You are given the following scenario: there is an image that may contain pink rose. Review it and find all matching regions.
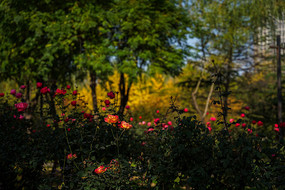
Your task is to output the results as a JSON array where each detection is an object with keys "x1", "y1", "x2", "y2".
[
  {"x1": 240, "y1": 113, "x2": 245, "y2": 118},
  {"x1": 229, "y1": 119, "x2": 234, "y2": 123},
  {"x1": 15, "y1": 102, "x2": 28, "y2": 112},
  {"x1": 10, "y1": 89, "x2": 16, "y2": 95},
  {"x1": 210, "y1": 117, "x2": 216, "y2": 121},
  {"x1": 184, "y1": 108, "x2": 188, "y2": 112},
  {"x1": 15, "y1": 93, "x2": 22, "y2": 99},
  {"x1": 147, "y1": 122, "x2": 151, "y2": 127},
  {"x1": 20, "y1": 85, "x2": 26, "y2": 89}
]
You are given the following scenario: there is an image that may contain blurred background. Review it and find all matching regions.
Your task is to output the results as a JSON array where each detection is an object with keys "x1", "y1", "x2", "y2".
[{"x1": 1, "y1": 0, "x2": 285, "y2": 126}]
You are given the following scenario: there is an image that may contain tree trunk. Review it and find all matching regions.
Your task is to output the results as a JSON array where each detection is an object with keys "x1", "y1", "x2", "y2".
[
  {"x1": 223, "y1": 47, "x2": 233, "y2": 122},
  {"x1": 90, "y1": 71, "x2": 98, "y2": 112},
  {"x1": 118, "y1": 73, "x2": 132, "y2": 115}
]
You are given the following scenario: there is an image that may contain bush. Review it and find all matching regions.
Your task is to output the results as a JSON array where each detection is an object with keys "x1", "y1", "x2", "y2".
[{"x1": 0, "y1": 85, "x2": 284, "y2": 189}]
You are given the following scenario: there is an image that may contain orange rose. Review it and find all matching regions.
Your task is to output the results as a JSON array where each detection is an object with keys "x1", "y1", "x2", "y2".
[{"x1": 104, "y1": 115, "x2": 119, "y2": 124}]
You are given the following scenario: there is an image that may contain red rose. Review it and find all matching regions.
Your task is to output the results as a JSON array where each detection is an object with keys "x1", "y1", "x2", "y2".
[
  {"x1": 235, "y1": 123, "x2": 240, "y2": 127},
  {"x1": 15, "y1": 102, "x2": 28, "y2": 112},
  {"x1": 240, "y1": 113, "x2": 245, "y2": 118},
  {"x1": 40, "y1": 87, "x2": 50, "y2": 94},
  {"x1": 184, "y1": 108, "x2": 188, "y2": 112},
  {"x1": 242, "y1": 123, "x2": 246, "y2": 128},
  {"x1": 154, "y1": 118, "x2": 160, "y2": 124},
  {"x1": 72, "y1": 90, "x2": 77, "y2": 95},
  {"x1": 15, "y1": 93, "x2": 22, "y2": 99},
  {"x1": 125, "y1": 105, "x2": 130, "y2": 109},
  {"x1": 107, "y1": 91, "x2": 115, "y2": 99},
  {"x1": 67, "y1": 85, "x2": 71, "y2": 89},
  {"x1": 252, "y1": 120, "x2": 256, "y2": 124},
  {"x1": 71, "y1": 101, "x2": 77, "y2": 106},
  {"x1": 156, "y1": 110, "x2": 159, "y2": 113},
  {"x1": 104, "y1": 99, "x2": 110, "y2": 105},
  {"x1": 257, "y1": 121, "x2": 263, "y2": 126},
  {"x1": 36, "y1": 82, "x2": 42, "y2": 88},
  {"x1": 0, "y1": 93, "x2": 4, "y2": 97},
  {"x1": 244, "y1": 106, "x2": 250, "y2": 110},
  {"x1": 130, "y1": 117, "x2": 133, "y2": 122}
]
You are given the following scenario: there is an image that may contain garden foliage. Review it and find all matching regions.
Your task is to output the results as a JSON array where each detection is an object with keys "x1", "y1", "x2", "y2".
[{"x1": 0, "y1": 85, "x2": 284, "y2": 189}]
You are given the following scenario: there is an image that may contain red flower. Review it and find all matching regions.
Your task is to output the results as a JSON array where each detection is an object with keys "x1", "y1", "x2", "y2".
[
  {"x1": 107, "y1": 91, "x2": 115, "y2": 99},
  {"x1": 210, "y1": 117, "x2": 216, "y2": 121},
  {"x1": 55, "y1": 89, "x2": 67, "y2": 96},
  {"x1": 206, "y1": 122, "x2": 211, "y2": 127},
  {"x1": 94, "y1": 166, "x2": 107, "y2": 174},
  {"x1": 257, "y1": 121, "x2": 263, "y2": 126},
  {"x1": 156, "y1": 110, "x2": 159, "y2": 113},
  {"x1": 10, "y1": 89, "x2": 16, "y2": 95},
  {"x1": 64, "y1": 118, "x2": 69, "y2": 123},
  {"x1": 40, "y1": 87, "x2": 50, "y2": 94},
  {"x1": 125, "y1": 105, "x2": 130, "y2": 109},
  {"x1": 274, "y1": 128, "x2": 280, "y2": 132},
  {"x1": 67, "y1": 85, "x2": 71, "y2": 89},
  {"x1": 130, "y1": 117, "x2": 133, "y2": 122},
  {"x1": 167, "y1": 121, "x2": 172, "y2": 126},
  {"x1": 72, "y1": 90, "x2": 77, "y2": 95},
  {"x1": 154, "y1": 118, "x2": 160, "y2": 124},
  {"x1": 71, "y1": 101, "x2": 77, "y2": 106},
  {"x1": 208, "y1": 126, "x2": 212, "y2": 132},
  {"x1": 15, "y1": 102, "x2": 28, "y2": 112},
  {"x1": 15, "y1": 93, "x2": 22, "y2": 99},
  {"x1": 240, "y1": 113, "x2": 245, "y2": 118},
  {"x1": 235, "y1": 123, "x2": 240, "y2": 127},
  {"x1": 47, "y1": 124, "x2": 51, "y2": 127},
  {"x1": 104, "y1": 99, "x2": 110, "y2": 106},
  {"x1": 0, "y1": 93, "x2": 4, "y2": 97},
  {"x1": 20, "y1": 85, "x2": 26, "y2": 89},
  {"x1": 36, "y1": 82, "x2": 42, "y2": 88},
  {"x1": 252, "y1": 120, "x2": 257, "y2": 124},
  {"x1": 244, "y1": 106, "x2": 250, "y2": 110},
  {"x1": 242, "y1": 123, "x2": 246, "y2": 128},
  {"x1": 248, "y1": 129, "x2": 252, "y2": 134},
  {"x1": 184, "y1": 108, "x2": 188, "y2": 112},
  {"x1": 67, "y1": 153, "x2": 73, "y2": 160},
  {"x1": 139, "y1": 116, "x2": 142, "y2": 119}
]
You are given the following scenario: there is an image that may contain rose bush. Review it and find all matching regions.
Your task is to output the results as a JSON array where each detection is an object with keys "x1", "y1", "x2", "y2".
[{"x1": 0, "y1": 84, "x2": 284, "y2": 189}]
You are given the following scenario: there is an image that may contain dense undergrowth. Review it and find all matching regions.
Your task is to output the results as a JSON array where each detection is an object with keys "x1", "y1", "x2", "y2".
[{"x1": 0, "y1": 83, "x2": 284, "y2": 189}]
